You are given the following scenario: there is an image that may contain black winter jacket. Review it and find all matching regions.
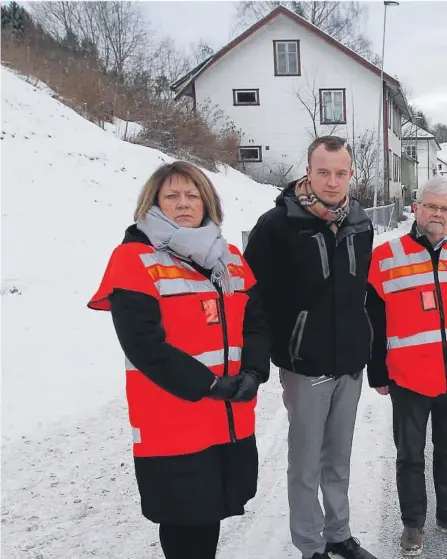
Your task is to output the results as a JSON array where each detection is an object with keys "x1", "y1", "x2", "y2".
[
  {"x1": 108, "y1": 225, "x2": 270, "y2": 525},
  {"x1": 244, "y1": 181, "x2": 374, "y2": 377}
]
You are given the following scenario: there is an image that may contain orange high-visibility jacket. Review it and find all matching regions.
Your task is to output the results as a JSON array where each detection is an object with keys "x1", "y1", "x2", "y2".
[
  {"x1": 89, "y1": 241, "x2": 257, "y2": 457},
  {"x1": 368, "y1": 234, "x2": 447, "y2": 397}
]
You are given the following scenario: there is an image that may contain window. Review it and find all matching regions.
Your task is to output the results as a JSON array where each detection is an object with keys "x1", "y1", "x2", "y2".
[
  {"x1": 393, "y1": 105, "x2": 401, "y2": 138},
  {"x1": 238, "y1": 146, "x2": 262, "y2": 162},
  {"x1": 388, "y1": 149, "x2": 392, "y2": 181},
  {"x1": 273, "y1": 40, "x2": 300, "y2": 76},
  {"x1": 393, "y1": 153, "x2": 399, "y2": 182},
  {"x1": 406, "y1": 145, "x2": 417, "y2": 160},
  {"x1": 233, "y1": 89, "x2": 260, "y2": 106},
  {"x1": 388, "y1": 96, "x2": 392, "y2": 129},
  {"x1": 398, "y1": 156, "x2": 401, "y2": 182},
  {"x1": 319, "y1": 89, "x2": 346, "y2": 124},
  {"x1": 440, "y1": 164, "x2": 443, "y2": 171}
]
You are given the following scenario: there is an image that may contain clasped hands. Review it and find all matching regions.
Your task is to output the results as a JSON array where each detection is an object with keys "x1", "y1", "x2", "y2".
[{"x1": 209, "y1": 370, "x2": 261, "y2": 402}]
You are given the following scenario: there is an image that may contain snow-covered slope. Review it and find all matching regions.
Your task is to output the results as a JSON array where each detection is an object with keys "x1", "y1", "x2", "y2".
[
  {"x1": 1, "y1": 66, "x2": 278, "y2": 444},
  {"x1": 3, "y1": 66, "x2": 445, "y2": 559}
]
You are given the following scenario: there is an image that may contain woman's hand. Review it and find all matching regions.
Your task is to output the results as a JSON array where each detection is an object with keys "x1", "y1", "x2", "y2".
[
  {"x1": 229, "y1": 371, "x2": 261, "y2": 403},
  {"x1": 209, "y1": 375, "x2": 241, "y2": 400}
]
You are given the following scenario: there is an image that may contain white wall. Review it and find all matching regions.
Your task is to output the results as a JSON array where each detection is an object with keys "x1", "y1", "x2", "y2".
[
  {"x1": 194, "y1": 13, "x2": 386, "y2": 184},
  {"x1": 387, "y1": 91, "x2": 403, "y2": 198},
  {"x1": 406, "y1": 139, "x2": 439, "y2": 187}
]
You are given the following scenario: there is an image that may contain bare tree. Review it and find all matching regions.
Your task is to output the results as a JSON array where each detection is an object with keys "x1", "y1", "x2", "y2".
[
  {"x1": 96, "y1": 2, "x2": 148, "y2": 77},
  {"x1": 349, "y1": 128, "x2": 378, "y2": 205},
  {"x1": 232, "y1": 1, "x2": 379, "y2": 62},
  {"x1": 31, "y1": 1, "x2": 150, "y2": 75},
  {"x1": 31, "y1": 1, "x2": 77, "y2": 41},
  {"x1": 295, "y1": 75, "x2": 343, "y2": 140},
  {"x1": 189, "y1": 39, "x2": 215, "y2": 66}
]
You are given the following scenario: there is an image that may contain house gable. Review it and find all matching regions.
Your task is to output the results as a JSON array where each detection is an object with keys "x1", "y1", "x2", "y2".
[{"x1": 171, "y1": 5, "x2": 400, "y2": 99}]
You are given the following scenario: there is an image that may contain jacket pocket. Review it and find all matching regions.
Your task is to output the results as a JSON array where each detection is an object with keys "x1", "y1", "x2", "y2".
[{"x1": 289, "y1": 310, "x2": 308, "y2": 361}]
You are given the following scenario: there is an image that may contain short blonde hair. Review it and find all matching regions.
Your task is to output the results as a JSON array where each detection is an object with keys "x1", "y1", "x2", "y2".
[{"x1": 134, "y1": 161, "x2": 223, "y2": 224}]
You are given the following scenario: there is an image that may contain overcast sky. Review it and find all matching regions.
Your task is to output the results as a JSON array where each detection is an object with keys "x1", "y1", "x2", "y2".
[{"x1": 143, "y1": 0, "x2": 447, "y2": 125}]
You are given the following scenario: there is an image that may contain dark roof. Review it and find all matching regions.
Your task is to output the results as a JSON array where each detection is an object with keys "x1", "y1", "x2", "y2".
[{"x1": 171, "y1": 5, "x2": 403, "y2": 101}]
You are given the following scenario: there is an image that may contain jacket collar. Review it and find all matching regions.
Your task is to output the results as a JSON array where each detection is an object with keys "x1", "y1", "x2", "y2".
[{"x1": 277, "y1": 179, "x2": 371, "y2": 232}]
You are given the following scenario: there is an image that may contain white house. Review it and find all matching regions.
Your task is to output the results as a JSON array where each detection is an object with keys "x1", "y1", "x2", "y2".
[
  {"x1": 171, "y1": 5, "x2": 410, "y2": 201},
  {"x1": 437, "y1": 155, "x2": 447, "y2": 177},
  {"x1": 403, "y1": 124, "x2": 442, "y2": 188}
]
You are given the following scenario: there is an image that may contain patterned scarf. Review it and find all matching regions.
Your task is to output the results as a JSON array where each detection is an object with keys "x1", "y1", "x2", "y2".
[
  {"x1": 295, "y1": 176, "x2": 350, "y2": 232},
  {"x1": 136, "y1": 206, "x2": 234, "y2": 294}
]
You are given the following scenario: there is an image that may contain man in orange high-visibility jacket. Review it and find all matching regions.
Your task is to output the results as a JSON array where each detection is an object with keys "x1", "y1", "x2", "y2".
[{"x1": 366, "y1": 176, "x2": 447, "y2": 557}]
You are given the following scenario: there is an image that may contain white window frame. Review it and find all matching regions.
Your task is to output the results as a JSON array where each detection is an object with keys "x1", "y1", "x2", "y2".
[
  {"x1": 274, "y1": 40, "x2": 300, "y2": 76},
  {"x1": 320, "y1": 89, "x2": 346, "y2": 124},
  {"x1": 233, "y1": 89, "x2": 259, "y2": 106},
  {"x1": 406, "y1": 145, "x2": 417, "y2": 160},
  {"x1": 238, "y1": 146, "x2": 262, "y2": 163}
]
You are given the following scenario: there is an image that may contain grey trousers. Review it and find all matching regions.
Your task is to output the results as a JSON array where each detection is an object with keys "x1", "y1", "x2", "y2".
[{"x1": 280, "y1": 369, "x2": 363, "y2": 558}]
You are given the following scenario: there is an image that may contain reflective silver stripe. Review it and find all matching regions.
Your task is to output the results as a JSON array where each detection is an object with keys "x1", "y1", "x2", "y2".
[
  {"x1": 127, "y1": 347, "x2": 241, "y2": 373},
  {"x1": 383, "y1": 271, "x2": 447, "y2": 293},
  {"x1": 132, "y1": 427, "x2": 141, "y2": 444},
  {"x1": 140, "y1": 252, "x2": 159, "y2": 267},
  {"x1": 228, "y1": 253, "x2": 243, "y2": 266},
  {"x1": 441, "y1": 248, "x2": 447, "y2": 261},
  {"x1": 228, "y1": 346, "x2": 242, "y2": 362},
  {"x1": 312, "y1": 233, "x2": 330, "y2": 279},
  {"x1": 141, "y1": 251, "x2": 243, "y2": 269},
  {"x1": 125, "y1": 356, "x2": 135, "y2": 370},
  {"x1": 156, "y1": 276, "x2": 245, "y2": 296},
  {"x1": 387, "y1": 329, "x2": 446, "y2": 349},
  {"x1": 347, "y1": 235, "x2": 356, "y2": 276},
  {"x1": 193, "y1": 346, "x2": 242, "y2": 367},
  {"x1": 155, "y1": 278, "x2": 215, "y2": 296},
  {"x1": 380, "y1": 238, "x2": 431, "y2": 271},
  {"x1": 230, "y1": 277, "x2": 245, "y2": 291}
]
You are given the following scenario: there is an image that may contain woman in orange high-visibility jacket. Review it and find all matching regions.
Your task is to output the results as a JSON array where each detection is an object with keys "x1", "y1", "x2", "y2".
[{"x1": 88, "y1": 161, "x2": 270, "y2": 559}]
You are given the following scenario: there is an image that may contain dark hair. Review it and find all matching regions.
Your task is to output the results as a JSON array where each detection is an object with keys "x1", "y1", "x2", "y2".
[{"x1": 307, "y1": 136, "x2": 353, "y2": 165}]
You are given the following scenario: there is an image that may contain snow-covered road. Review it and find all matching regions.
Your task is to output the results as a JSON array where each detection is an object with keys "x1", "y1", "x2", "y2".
[{"x1": 2, "y1": 370, "x2": 444, "y2": 559}]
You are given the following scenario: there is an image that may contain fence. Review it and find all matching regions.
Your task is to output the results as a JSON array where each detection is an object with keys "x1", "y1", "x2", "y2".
[
  {"x1": 242, "y1": 199, "x2": 403, "y2": 250},
  {"x1": 364, "y1": 202, "x2": 396, "y2": 233}
]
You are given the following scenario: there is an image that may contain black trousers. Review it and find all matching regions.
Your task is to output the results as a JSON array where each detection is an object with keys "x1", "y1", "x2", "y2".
[
  {"x1": 159, "y1": 522, "x2": 221, "y2": 559},
  {"x1": 390, "y1": 384, "x2": 447, "y2": 529}
]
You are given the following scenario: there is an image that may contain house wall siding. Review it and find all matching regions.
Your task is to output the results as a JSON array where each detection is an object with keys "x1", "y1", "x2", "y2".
[{"x1": 194, "y1": 13, "x2": 402, "y2": 196}]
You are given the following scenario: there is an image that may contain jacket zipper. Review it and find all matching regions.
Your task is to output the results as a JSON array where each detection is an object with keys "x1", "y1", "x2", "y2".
[
  {"x1": 432, "y1": 253, "x2": 447, "y2": 389},
  {"x1": 217, "y1": 294, "x2": 237, "y2": 443}
]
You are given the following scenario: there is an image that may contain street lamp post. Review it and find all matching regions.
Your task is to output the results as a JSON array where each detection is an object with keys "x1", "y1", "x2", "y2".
[{"x1": 373, "y1": 1, "x2": 400, "y2": 210}]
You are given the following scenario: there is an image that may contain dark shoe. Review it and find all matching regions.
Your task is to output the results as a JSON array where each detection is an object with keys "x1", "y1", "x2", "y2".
[
  {"x1": 326, "y1": 537, "x2": 377, "y2": 559},
  {"x1": 436, "y1": 518, "x2": 447, "y2": 533},
  {"x1": 303, "y1": 553, "x2": 331, "y2": 559},
  {"x1": 400, "y1": 527, "x2": 424, "y2": 556}
]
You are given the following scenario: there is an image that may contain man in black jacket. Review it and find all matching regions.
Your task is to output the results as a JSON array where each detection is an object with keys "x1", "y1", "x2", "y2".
[{"x1": 244, "y1": 136, "x2": 375, "y2": 559}]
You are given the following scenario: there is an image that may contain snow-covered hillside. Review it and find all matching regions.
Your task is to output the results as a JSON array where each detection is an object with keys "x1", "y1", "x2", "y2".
[
  {"x1": 1, "y1": 66, "x2": 278, "y2": 444},
  {"x1": 2, "y1": 67, "x2": 444, "y2": 559}
]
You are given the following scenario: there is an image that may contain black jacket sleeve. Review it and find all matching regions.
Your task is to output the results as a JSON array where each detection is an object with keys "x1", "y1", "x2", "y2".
[
  {"x1": 365, "y1": 282, "x2": 390, "y2": 387},
  {"x1": 241, "y1": 284, "x2": 271, "y2": 383},
  {"x1": 244, "y1": 213, "x2": 277, "y2": 312},
  {"x1": 110, "y1": 289, "x2": 215, "y2": 402}
]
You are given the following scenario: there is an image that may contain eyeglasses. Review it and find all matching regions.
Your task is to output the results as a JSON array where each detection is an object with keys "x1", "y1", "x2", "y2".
[{"x1": 419, "y1": 203, "x2": 447, "y2": 214}]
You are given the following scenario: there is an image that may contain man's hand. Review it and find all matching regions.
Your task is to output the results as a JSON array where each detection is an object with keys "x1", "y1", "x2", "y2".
[{"x1": 375, "y1": 386, "x2": 389, "y2": 396}]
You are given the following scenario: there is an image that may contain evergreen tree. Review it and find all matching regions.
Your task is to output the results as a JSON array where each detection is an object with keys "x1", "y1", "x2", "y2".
[{"x1": 1, "y1": 1, "x2": 31, "y2": 39}]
